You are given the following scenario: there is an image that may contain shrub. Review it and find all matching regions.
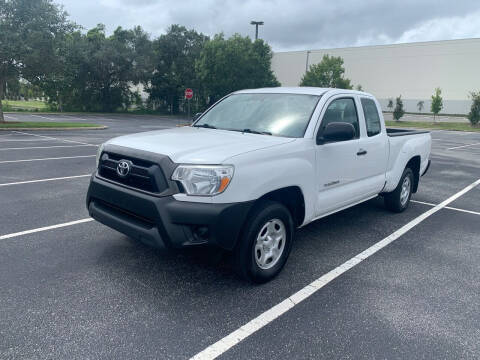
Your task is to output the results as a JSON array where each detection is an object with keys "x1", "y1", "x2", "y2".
[
  {"x1": 468, "y1": 91, "x2": 480, "y2": 126},
  {"x1": 393, "y1": 96, "x2": 404, "y2": 121},
  {"x1": 430, "y1": 87, "x2": 443, "y2": 122}
]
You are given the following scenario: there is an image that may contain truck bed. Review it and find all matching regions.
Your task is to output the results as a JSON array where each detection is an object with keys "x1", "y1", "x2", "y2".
[{"x1": 387, "y1": 128, "x2": 430, "y2": 137}]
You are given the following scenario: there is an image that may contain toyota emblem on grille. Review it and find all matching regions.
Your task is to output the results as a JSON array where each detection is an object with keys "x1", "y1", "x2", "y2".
[{"x1": 116, "y1": 160, "x2": 131, "y2": 177}]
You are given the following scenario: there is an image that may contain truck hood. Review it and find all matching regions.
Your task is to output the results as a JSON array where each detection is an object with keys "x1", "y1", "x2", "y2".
[{"x1": 106, "y1": 126, "x2": 296, "y2": 164}]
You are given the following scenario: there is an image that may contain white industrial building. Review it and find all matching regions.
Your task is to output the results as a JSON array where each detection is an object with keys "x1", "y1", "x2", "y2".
[{"x1": 272, "y1": 38, "x2": 480, "y2": 114}]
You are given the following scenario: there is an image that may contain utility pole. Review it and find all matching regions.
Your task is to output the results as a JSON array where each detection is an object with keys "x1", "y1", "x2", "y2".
[
  {"x1": 250, "y1": 21, "x2": 264, "y2": 40},
  {"x1": 305, "y1": 50, "x2": 311, "y2": 72}
]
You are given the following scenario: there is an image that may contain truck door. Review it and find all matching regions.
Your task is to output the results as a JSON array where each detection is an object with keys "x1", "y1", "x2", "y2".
[
  {"x1": 314, "y1": 96, "x2": 366, "y2": 217},
  {"x1": 356, "y1": 97, "x2": 388, "y2": 195}
]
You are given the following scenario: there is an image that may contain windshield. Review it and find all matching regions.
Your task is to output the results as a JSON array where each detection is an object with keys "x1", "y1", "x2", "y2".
[{"x1": 194, "y1": 93, "x2": 320, "y2": 138}]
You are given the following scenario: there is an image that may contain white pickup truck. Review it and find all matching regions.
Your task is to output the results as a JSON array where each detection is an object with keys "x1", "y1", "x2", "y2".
[{"x1": 87, "y1": 87, "x2": 431, "y2": 282}]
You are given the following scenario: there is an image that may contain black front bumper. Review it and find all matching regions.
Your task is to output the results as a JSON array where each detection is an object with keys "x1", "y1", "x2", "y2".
[{"x1": 86, "y1": 174, "x2": 253, "y2": 250}]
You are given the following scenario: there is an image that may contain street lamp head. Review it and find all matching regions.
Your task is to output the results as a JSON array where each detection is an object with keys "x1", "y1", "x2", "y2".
[{"x1": 250, "y1": 21, "x2": 264, "y2": 40}]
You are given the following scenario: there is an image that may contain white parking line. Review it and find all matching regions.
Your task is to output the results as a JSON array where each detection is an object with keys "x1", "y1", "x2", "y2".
[
  {"x1": 30, "y1": 114, "x2": 56, "y2": 121},
  {"x1": 0, "y1": 218, "x2": 94, "y2": 241},
  {"x1": 0, "y1": 155, "x2": 96, "y2": 164},
  {"x1": 12, "y1": 130, "x2": 97, "y2": 146},
  {"x1": 0, "y1": 138, "x2": 52, "y2": 142},
  {"x1": 0, "y1": 144, "x2": 96, "y2": 151},
  {"x1": 411, "y1": 199, "x2": 480, "y2": 216},
  {"x1": 448, "y1": 142, "x2": 480, "y2": 150},
  {"x1": 0, "y1": 174, "x2": 90, "y2": 187},
  {"x1": 190, "y1": 178, "x2": 480, "y2": 360}
]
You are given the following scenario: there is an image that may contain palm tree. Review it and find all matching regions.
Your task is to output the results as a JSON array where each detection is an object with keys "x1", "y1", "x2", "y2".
[
  {"x1": 417, "y1": 100, "x2": 424, "y2": 112},
  {"x1": 387, "y1": 98, "x2": 393, "y2": 111}
]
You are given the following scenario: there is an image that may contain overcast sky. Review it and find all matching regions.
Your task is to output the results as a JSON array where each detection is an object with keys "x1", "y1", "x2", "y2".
[{"x1": 58, "y1": 0, "x2": 480, "y2": 51}]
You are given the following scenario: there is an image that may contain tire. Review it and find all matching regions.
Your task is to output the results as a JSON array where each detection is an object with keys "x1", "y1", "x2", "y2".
[
  {"x1": 384, "y1": 167, "x2": 414, "y2": 213},
  {"x1": 233, "y1": 200, "x2": 294, "y2": 283}
]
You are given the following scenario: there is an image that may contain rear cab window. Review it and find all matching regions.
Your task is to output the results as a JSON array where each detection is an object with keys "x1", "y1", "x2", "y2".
[{"x1": 360, "y1": 98, "x2": 381, "y2": 137}]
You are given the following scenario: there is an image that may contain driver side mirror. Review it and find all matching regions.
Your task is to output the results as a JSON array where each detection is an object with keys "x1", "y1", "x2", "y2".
[
  {"x1": 317, "y1": 122, "x2": 356, "y2": 144},
  {"x1": 193, "y1": 112, "x2": 203, "y2": 121}
]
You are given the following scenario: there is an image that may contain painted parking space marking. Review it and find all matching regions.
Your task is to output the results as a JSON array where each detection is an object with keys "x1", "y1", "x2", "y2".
[
  {"x1": 12, "y1": 130, "x2": 97, "y2": 146},
  {"x1": 0, "y1": 218, "x2": 94, "y2": 241},
  {"x1": 190, "y1": 178, "x2": 480, "y2": 360},
  {"x1": 448, "y1": 142, "x2": 480, "y2": 150},
  {"x1": 411, "y1": 199, "x2": 480, "y2": 216},
  {"x1": 66, "y1": 115, "x2": 91, "y2": 121},
  {"x1": 0, "y1": 155, "x2": 96, "y2": 164},
  {"x1": 0, "y1": 138, "x2": 53, "y2": 142},
  {"x1": 0, "y1": 174, "x2": 91, "y2": 187},
  {"x1": 0, "y1": 144, "x2": 96, "y2": 151},
  {"x1": 30, "y1": 114, "x2": 58, "y2": 121}
]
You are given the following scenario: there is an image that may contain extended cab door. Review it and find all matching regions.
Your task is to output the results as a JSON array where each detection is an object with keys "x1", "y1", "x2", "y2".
[
  {"x1": 356, "y1": 96, "x2": 388, "y2": 195},
  {"x1": 314, "y1": 95, "x2": 367, "y2": 217}
]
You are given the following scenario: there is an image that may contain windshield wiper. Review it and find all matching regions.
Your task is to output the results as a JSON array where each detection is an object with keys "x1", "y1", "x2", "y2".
[
  {"x1": 242, "y1": 128, "x2": 272, "y2": 136},
  {"x1": 193, "y1": 123, "x2": 217, "y2": 129}
]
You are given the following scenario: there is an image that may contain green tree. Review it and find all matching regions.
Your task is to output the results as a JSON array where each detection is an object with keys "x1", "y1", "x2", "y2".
[
  {"x1": 387, "y1": 98, "x2": 394, "y2": 111},
  {"x1": 0, "y1": 0, "x2": 73, "y2": 121},
  {"x1": 148, "y1": 25, "x2": 208, "y2": 114},
  {"x1": 300, "y1": 55, "x2": 352, "y2": 89},
  {"x1": 196, "y1": 34, "x2": 280, "y2": 105},
  {"x1": 430, "y1": 87, "x2": 443, "y2": 122},
  {"x1": 42, "y1": 25, "x2": 152, "y2": 112},
  {"x1": 355, "y1": 84, "x2": 363, "y2": 91},
  {"x1": 468, "y1": 91, "x2": 480, "y2": 126},
  {"x1": 41, "y1": 30, "x2": 87, "y2": 111},
  {"x1": 393, "y1": 95, "x2": 405, "y2": 121},
  {"x1": 83, "y1": 25, "x2": 147, "y2": 112},
  {"x1": 417, "y1": 100, "x2": 424, "y2": 112}
]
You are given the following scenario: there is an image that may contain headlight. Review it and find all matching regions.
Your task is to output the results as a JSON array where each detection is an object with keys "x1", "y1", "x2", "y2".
[
  {"x1": 172, "y1": 165, "x2": 234, "y2": 196},
  {"x1": 96, "y1": 143, "x2": 105, "y2": 168}
]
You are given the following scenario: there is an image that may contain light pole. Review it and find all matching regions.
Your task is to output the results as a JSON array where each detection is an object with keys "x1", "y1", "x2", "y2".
[
  {"x1": 305, "y1": 50, "x2": 311, "y2": 72},
  {"x1": 250, "y1": 21, "x2": 264, "y2": 40}
]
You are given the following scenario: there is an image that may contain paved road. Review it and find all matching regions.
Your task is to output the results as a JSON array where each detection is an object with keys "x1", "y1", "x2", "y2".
[{"x1": 1, "y1": 113, "x2": 479, "y2": 359}]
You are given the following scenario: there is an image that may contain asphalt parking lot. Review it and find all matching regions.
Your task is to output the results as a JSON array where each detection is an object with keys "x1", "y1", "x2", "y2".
[{"x1": 1, "y1": 112, "x2": 479, "y2": 359}]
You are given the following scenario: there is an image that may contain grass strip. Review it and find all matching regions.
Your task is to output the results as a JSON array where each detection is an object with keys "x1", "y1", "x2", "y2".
[{"x1": 386, "y1": 121, "x2": 480, "y2": 132}]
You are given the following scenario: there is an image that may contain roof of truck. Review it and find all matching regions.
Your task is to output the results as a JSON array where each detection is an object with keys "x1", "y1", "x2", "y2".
[{"x1": 235, "y1": 87, "x2": 371, "y2": 97}]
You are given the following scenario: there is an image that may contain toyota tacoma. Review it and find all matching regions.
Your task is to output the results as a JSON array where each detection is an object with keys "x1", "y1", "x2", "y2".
[{"x1": 86, "y1": 87, "x2": 431, "y2": 282}]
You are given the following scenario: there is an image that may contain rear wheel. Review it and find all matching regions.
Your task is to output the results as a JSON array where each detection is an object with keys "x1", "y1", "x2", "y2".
[
  {"x1": 384, "y1": 167, "x2": 414, "y2": 212},
  {"x1": 233, "y1": 200, "x2": 294, "y2": 283}
]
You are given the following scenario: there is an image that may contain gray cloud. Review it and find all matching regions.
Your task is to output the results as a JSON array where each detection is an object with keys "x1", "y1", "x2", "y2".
[{"x1": 58, "y1": 0, "x2": 480, "y2": 50}]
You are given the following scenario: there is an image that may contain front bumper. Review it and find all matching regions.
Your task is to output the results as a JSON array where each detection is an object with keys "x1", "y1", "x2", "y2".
[{"x1": 86, "y1": 174, "x2": 253, "y2": 250}]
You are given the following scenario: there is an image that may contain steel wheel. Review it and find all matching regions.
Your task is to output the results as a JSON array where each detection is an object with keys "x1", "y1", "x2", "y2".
[
  {"x1": 400, "y1": 175, "x2": 411, "y2": 207},
  {"x1": 254, "y1": 218, "x2": 286, "y2": 270}
]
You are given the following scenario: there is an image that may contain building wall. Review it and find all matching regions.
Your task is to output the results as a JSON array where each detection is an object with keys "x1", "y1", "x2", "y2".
[{"x1": 272, "y1": 38, "x2": 480, "y2": 114}]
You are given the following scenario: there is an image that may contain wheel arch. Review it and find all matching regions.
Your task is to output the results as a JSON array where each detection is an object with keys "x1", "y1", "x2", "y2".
[
  {"x1": 253, "y1": 186, "x2": 306, "y2": 228},
  {"x1": 406, "y1": 155, "x2": 421, "y2": 193}
]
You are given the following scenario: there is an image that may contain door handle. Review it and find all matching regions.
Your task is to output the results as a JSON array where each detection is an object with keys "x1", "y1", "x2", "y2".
[{"x1": 356, "y1": 149, "x2": 367, "y2": 156}]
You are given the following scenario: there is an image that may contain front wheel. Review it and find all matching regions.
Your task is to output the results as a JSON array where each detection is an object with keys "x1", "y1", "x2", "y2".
[
  {"x1": 233, "y1": 200, "x2": 294, "y2": 283},
  {"x1": 384, "y1": 167, "x2": 414, "y2": 212}
]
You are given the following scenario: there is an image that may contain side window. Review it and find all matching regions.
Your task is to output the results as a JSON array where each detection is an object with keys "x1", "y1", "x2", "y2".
[
  {"x1": 361, "y1": 98, "x2": 381, "y2": 137},
  {"x1": 320, "y1": 98, "x2": 359, "y2": 138}
]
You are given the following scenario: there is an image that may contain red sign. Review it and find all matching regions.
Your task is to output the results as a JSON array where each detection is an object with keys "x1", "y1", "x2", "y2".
[{"x1": 185, "y1": 88, "x2": 193, "y2": 99}]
